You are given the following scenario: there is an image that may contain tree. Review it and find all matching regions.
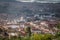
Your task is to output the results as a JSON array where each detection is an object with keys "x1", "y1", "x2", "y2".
[
  {"x1": 43, "y1": 34, "x2": 53, "y2": 40},
  {"x1": 54, "y1": 32, "x2": 60, "y2": 40},
  {"x1": 56, "y1": 23, "x2": 60, "y2": 29},
  {"x1": 26, "y1": 26, "x2": 31, "y2": 37}
]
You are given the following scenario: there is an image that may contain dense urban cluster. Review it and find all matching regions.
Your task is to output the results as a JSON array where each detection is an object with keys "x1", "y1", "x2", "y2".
[
  {"x1": 0, "y1": 1, "x2": 60, "y2": 40},
  {"x1": 0, "y1": 16, "x2": 60, "y2": 40}
]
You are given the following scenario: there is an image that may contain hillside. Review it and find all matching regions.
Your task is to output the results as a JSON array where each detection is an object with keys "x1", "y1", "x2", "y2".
[{"x1": 0, "y1": 1, "x2": 60, "y2": 20}]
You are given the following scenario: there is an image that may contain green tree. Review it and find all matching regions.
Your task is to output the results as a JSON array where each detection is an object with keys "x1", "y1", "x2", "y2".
[
  {"x1": 26, "y1": 27, "x2": 31, "y2": 37},
  {"x1": 43, "y1": 34, "x2": 53, "y2": 40},
  {"x1": 56, "y1": 23, "x2": 60, "y2": 29},
  {"x1": 53, "y1": 32, "x2": 60, "y2": 40}
]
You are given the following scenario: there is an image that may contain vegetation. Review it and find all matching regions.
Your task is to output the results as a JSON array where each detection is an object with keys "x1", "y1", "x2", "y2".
[
  {"x1": 56, "y1": 23, "x2": 60, "y2": 29},
  {"x1": 26, "y1": 27, "x2": 31, "y2": 37},
  {"x1": 0, "y1": 33, "x2": 60, "y2": 40}
]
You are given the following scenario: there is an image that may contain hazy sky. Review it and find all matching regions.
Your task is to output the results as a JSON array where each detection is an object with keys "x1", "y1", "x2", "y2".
[{"x1": 16, "y1": 0, "x2": 60, "y2": 3}]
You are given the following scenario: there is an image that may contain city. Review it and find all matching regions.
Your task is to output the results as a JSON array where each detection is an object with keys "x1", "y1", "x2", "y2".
[{"x1": 0, "y1": 0, "x2": 60, "y2": 40}]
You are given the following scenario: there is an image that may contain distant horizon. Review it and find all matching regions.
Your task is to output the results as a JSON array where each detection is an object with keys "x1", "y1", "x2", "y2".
[
  {"x1": 0, "y1": 0, "x2": 60, "y2": 3},
  {"x1": 16, "y1": 0, "x2": 60, "y2": 3}
]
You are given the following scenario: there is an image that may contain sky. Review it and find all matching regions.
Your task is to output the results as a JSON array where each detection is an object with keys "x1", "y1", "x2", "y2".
[{"x1": 16, "y1": 0, "x2": 60, "y2": 3}]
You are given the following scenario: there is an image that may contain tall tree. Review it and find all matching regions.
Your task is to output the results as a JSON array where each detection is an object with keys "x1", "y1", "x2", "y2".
[{"x1": 26, "y1": 26, "x2": 31, "y2": 37}]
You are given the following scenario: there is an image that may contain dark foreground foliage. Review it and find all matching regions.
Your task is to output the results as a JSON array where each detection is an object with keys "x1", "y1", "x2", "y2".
[{"x1": 0, "y1": 32, "x2": 60, "y2": 40}]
